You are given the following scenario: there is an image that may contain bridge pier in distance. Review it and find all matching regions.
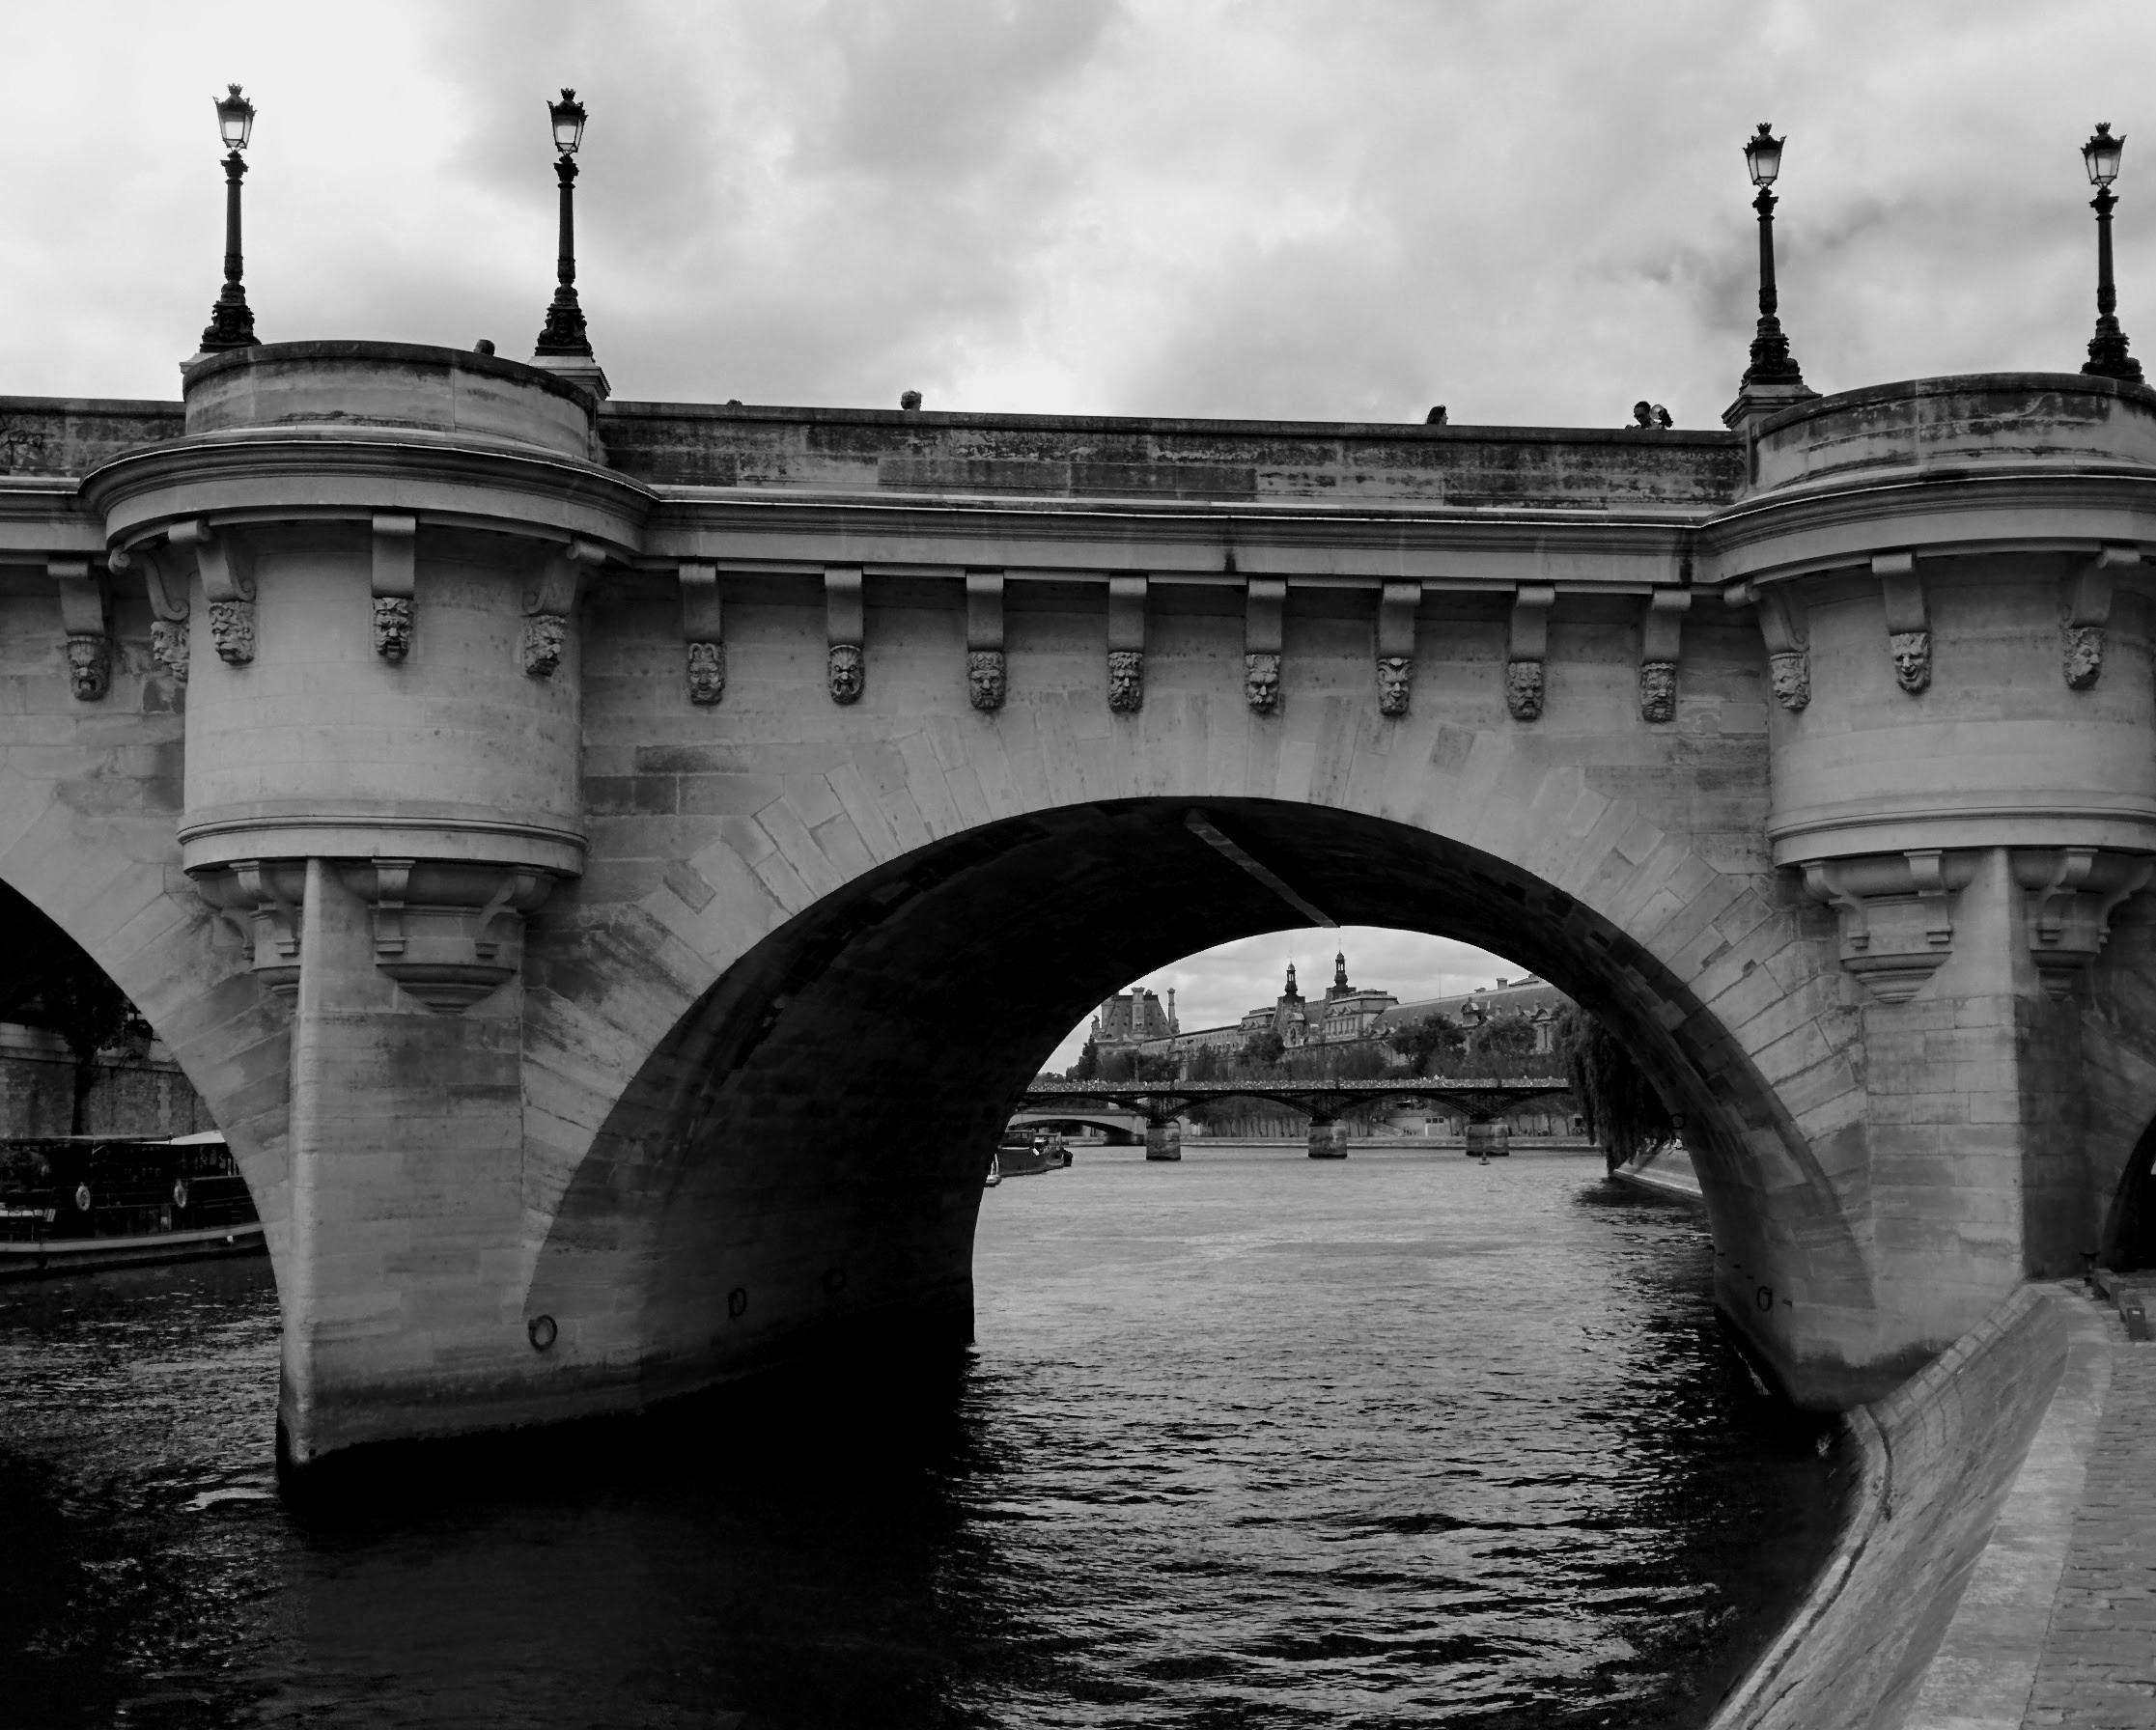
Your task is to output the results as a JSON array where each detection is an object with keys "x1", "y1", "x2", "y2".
[
  {"x1": 1144, "y1": 1116, "x2": 1183, "y2": 1161},
  {"x1": 1307, "y1": 1117, "x2": 1349, "y2": 1159},
  {"x1": 1465, "y1": 1122, "x2": 1511, "y2": 1158}
]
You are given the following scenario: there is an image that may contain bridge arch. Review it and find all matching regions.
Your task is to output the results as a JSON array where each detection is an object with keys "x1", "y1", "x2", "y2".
[{"x1": 524, "y1": 794, "x2": 1874, "y2": 1414}]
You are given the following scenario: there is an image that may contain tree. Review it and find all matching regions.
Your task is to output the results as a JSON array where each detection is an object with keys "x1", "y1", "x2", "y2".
[
  {"x1": 1070, "y1": 1038, "x2": 1101, "y2": 1081},
  {"x1": 1241, "y1": 1029, "x2": 1284, "y2": 1071},
  {"x1": 1133, "y1": 1051, "x2": 1179, "y2": 1084},
  {"x1": 1554, "y1": 1006, "x2": 1679, "y2": 1173},
  {"x1": 1188, "y1": 1045, "x2": 1224, "y2": 1082},
  {"x1": 1386, "y1": 1012, "x2": 1463, "y2": 1075},
  {"x1": 42, "y1": 963, "x2": 135, "y2": 1135}
]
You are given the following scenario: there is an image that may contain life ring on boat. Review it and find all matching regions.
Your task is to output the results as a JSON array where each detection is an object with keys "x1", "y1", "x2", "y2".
[
  {"x1": 72, "y1": 1184, "x2": 92, "y2": 1212},
  {"x1": 172, "y1": 1178, "x2": 189, "y2": 1210}
]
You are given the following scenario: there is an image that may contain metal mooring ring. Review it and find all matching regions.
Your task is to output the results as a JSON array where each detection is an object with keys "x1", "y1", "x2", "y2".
[
  {"x1": 527, "y1": 1314, "x2": 558, "y2": 1351},
  {"x1": 727, "y1": 1286, "x2": 748, "y2": 1319}
]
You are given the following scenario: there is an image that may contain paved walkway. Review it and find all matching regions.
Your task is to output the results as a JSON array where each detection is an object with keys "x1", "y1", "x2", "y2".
[{"x1": 2024, "y1": 1335, "x2": 2156, "y2": 1727}]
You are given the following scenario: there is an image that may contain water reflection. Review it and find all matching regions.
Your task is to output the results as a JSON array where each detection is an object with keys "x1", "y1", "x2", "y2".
[{"x1": 0, "y1": 1147, "x2": 1836, "y2": 1728}]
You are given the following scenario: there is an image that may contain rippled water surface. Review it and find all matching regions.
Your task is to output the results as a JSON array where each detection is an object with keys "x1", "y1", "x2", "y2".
[{"x1": 0, "y1": 1146, "x2": 1836, "y2": 1728}]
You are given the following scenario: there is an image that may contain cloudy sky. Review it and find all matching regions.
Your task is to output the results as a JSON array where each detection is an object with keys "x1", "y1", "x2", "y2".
[
  {"x1": 11, "y1": 1, "x2": 2156, "y2": 423},
  {"x1": 12, "y1": 0, "x2": 2149, "y2": 1059}
]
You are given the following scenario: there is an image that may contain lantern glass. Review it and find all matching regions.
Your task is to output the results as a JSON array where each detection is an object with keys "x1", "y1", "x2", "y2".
[
  {"x1": 1744, "y1": 124, "x2": 1782, "y2": 188},
  {"x1": 215, "y1": 84, "x2": 255, "y2": 152},
  {"x1": 549, "y1": 89, "x2": 586, "y2": 154},
  {"x1": 2086, "y1": 124, "x2": 2125, "y2": 187}
]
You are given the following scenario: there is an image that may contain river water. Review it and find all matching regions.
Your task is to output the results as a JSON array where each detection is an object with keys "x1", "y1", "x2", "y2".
[{"x1": 0, "y1": 1145, "x2": 1837, "y2": 1729}]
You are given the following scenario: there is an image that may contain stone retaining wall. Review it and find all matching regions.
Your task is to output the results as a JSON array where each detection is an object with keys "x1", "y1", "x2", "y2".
[{"x1": 1712, "y1": 1284, "x2": 2086, "y2": 1730}]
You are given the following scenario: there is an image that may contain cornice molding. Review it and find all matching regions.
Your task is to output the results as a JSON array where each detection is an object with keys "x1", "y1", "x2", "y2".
[
  {"x1": 1702, "y1": 465, "x2": 2156, "y2": 584},
  {"x1": 82, "y1": 431, "x2": 655, "y2": 551}
]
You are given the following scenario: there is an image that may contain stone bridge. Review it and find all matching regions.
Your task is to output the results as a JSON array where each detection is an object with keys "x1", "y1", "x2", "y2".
[
  {"x1": 1020, "y1": 1076, "x2": 1574, "y2": 1158},
  {"x1": 6, "y1": 341, "x2": 2156, "y2": 1465}
]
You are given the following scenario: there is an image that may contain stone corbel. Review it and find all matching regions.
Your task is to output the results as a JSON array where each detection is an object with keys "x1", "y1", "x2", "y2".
[
  {"x1": 2062, "y1": 546, "x2": 2136, "y2": 691},
  {"x1": 190, "y1": 860, "x2": 306, "y2": 999},
  {"x1": 523, "y1": 538, "x2": 603, "y2": 677},
  {"x1": 2013, "y1": 846, "x2": 2155, "y2": 996},
  {"x1": 1107, "y1": 573, "x2": 1147, "y2": 712},
  {"x1": 680, "y1": 561, "x2": 724, "y2": 705},
  {"x1": 1505, "y1": 584, "x2": 1554, "y2": 720},
  {"x1": 370, "y1": 514, "x2": 416, "y2": 663},
  {"x1": 1876, "y1": 551, "x2": 1928, "y2": 694},
  {"x1": 170, "y1": 519, "x2": 255, "y2": 666},
  {"x1": 1739, "y1": 582, "x2": 1811, "y2": 712},
  {"x1": 1377, "y1": 581, "x2": 1418, "y2": 716},
  {"x1": 49, "y1": 558, "x2": 109, "y2": 701},
  {"x1": 339, "y1": 859, "x2": 556, "y2": 1013},
  {"x1": 1245, "y1": 578, "x2": 1284, "y2": 714},
  {"x1": 1639, "y1": 588, "x2": 1689, "y2": 722},
  {"x1": 825, "y1": 565, "x2": 865, "y2": 703},
  {"x1": 966, "y1": 571, "x2": 1005, "y2": 711},
  {"x1": 1800, "y1": 849, "x2": 1976, "y2": 1002},
  {"x1": 114, "y1": 544, "x2": 191, "y2": 681}
]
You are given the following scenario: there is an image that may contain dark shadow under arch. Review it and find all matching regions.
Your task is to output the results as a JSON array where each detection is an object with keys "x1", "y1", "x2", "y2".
[
  {"x1": 527, "y1": 797, "x2": 1861, "y2": 1407},
  {"x1": 2104, "y1": 1115, "x2": 2156, "y2": 1269}
]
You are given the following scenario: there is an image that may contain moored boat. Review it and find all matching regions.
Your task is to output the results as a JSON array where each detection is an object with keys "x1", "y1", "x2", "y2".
[
  {"x1": 987, "y1": 1128, "x2": 1074, "y2": 1183},
  {"x1": 0, "y1": 1130, "x2": 265, "y2": 1278}
]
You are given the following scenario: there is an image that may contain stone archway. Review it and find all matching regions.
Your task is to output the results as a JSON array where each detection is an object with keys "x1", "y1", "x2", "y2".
[{"x1": 522, "y1": 796, "x2": 1873, "y2": 1421}]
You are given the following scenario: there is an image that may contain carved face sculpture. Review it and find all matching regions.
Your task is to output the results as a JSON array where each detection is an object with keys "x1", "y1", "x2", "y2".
[
  {"x1": 1245, "y1": 651, "x2": 1280, "y2": 714},
  {"x1": 373, "y1": 596, "x2": 413, "y2": 663},
  {"x1": 1889, "y1": 629, "x2": 1930, "y2": 695},
  {"x1": 522, "y1": 612, "x2": 567, "y2": 678},
  {"x1": 1504, "y1": 658, "x2": 1544, "y2": 721},
  {"x1": 207, "y1": 599, "x2": 255, "y2": 665},
  {"x1": 1768, "y1": 649, "x2": 1810, "y2": 712},
  {"x1": 687, "y1": 639, "x2": 726, "y2": 705},
  {"x1": 151, "y1": 618, "x2": 190, "y2": 682},
  {"x1": 1376, "y1": 655, "x2": 1412, "y2": 716},
  {"x1": 2063, "y1": 624, "x2": 2104, "y2": 691},
  {"x1": 65, "y1": 632, "x2": 109, "y2": 701},
  {"x1": 1107, "y1": 649, "x2": 1144, "y2": 713},
  {"x1": 967, "y1": 649, "x2": 1006, "y2": 712},
  {"x1": 827, "y1": 643, "x2": 865, "y2": 704},
  {"x1": 1638, "y1": 659, "x2": 1677, "y2": 723}
]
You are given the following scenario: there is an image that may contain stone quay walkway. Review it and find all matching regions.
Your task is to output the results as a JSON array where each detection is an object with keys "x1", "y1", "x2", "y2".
[{"x1": 2023, "y1": 1327, "x2": 2156, "y2": 1728}]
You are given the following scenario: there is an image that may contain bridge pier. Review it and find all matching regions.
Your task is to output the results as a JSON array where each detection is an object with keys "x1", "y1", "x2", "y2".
[
  {"x1": 1465, "y1": 1121, "x2": 1510, "y2": 1159},
  {"x1": 1144, "y1": 1116, "x2": 1183, "y2": 1161},
  {"x1": 1306, "y1": 1117, "x2": 1349, "y2": 1159}
]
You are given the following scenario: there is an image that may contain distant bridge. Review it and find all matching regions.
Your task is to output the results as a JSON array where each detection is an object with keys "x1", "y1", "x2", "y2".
[{"x1": 1018, "y1": 1077, "x2": 1574, "y2": 1158}]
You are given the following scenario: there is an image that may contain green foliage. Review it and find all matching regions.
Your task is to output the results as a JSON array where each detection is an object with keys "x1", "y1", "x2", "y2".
[
  {"x1": 1470, "y1": 1016, "x2": 1538, "y2": 1059},
  {"x1": 1241, "y1": 1029, "x2": 1284, "y2": 1069},
  {"x1": 41, "y1": 963, "x2": 136, "y2": 1134},
  {"x1": 1070, "y1": 1038, "x2": 1101, "y2": 1081},
  {"x1": 1554, "y1": 1005, "x2": 1678, "y2": 1172},
  {"x1": 1386, "y1": 1012, "x2": 1463, "y2": 1074},
  {"x1": 1097, "y1": 1047, "x2": 1178, "y2": 1084},
  {"x1": 1187, "y1": 1045, "x2": 1225, "y2": 1082}
]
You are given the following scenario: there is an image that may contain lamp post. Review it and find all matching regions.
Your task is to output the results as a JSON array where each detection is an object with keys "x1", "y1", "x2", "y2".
[
  {"x1": 2081, "y1": 123, "x2": 2142, "y2": 381},
  {"x1": 1739, "y1": 123, "x2": 1806, "y2": 388},
  {"x1": 198, "y1": 85, "x2": 258, "y2": 351},
  {"x1": 533, "y1": 89, "x2": 593, "y2": 359}
]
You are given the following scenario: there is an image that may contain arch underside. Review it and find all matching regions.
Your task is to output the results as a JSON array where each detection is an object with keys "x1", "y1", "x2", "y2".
[{"x1": 528, "y1": 796, "x2": 1868, "y2": 1408}]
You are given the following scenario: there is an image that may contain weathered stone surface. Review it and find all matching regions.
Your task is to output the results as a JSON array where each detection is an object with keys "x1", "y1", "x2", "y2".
[{"x1": 2, "y1": 350, "x2": 2153, "y2": 1474}]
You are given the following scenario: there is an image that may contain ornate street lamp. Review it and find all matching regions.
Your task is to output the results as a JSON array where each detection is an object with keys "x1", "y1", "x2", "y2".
[
  {"x1": 533, "y1": 89, "x2": 594, "y2": 359},
  {"x1": 1739, "y1": 123, "x2": 1806, "y2": 388},
  {"x1": 199, "y1": 85, "x2": 259, "y2": 351},
  {"x1": 2081, "y1": 123, "x2": 2142, "y2": 381}
]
